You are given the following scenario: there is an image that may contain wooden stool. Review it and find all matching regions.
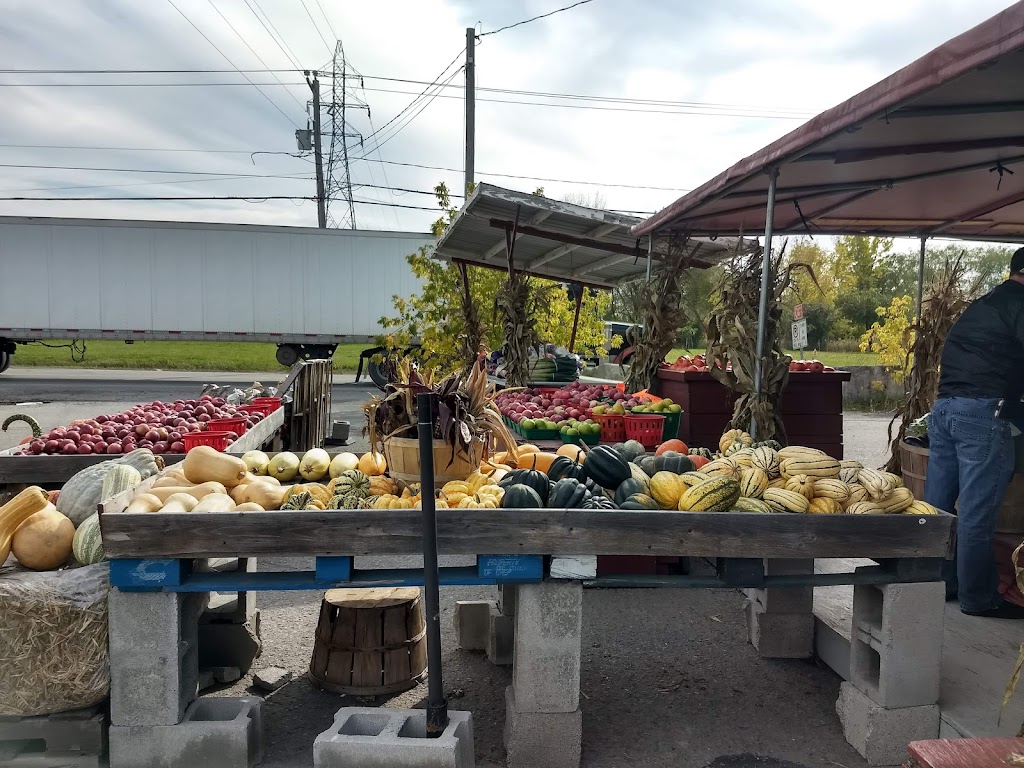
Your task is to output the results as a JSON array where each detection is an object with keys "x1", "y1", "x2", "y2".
[{"x1": 309, "y1": 587, "x2": 427, "y2": 696}]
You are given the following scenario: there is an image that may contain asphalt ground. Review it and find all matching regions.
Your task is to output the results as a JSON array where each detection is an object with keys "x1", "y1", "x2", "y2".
[{"x1": 0, "y1": 368, "x2": 891, "y2": 767}]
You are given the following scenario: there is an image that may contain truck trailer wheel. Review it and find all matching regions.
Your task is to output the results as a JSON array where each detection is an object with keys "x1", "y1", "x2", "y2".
[
  {"x1": 276, "y1": 345, "x2": 300, "y2": 366},
  {"x1": 0, "y1": 351, "x2": 9, "y2": 374}
]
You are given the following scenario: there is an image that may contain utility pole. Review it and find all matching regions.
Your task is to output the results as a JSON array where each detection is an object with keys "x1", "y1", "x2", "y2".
[
  {"x1": 464, "y1": 27, "x2": 475, "y2": 193},
  {"x1": 306, "y1": 71, "x2": 327, "y2": 228}
]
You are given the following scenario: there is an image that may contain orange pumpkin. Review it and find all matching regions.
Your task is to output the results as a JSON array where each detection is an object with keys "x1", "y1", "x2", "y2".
[
  {"x1": 688, "y1": 454, "x2": 710, "y2": 469},
  {"x1": 556, "y1": 444, "x2": 586, "y2": 463},
  {"x1": 522, "y1": 452, "x2": 559, "y2": 474},
  {"x1": 517, "y1": 444, "x2": 541, "y2": 456},
  {"x1": 656, "y1": 439, "x2": 689, "y2": 456},
  {"x1": 357, "y1": 452, "x2": 387, "y2": 476}
]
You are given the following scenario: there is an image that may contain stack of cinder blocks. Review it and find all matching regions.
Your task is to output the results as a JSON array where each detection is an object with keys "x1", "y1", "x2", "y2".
[
  {"x1": 198, "y1": 558, "x2": 262, "y2": 686},
  {"x1": 107, "y1": 558, "x2": 265, "y2": 768},
  {"x1": 504, "y1": 580, "x2": 583, "y2": 768},
  {"x1": 453, "y1": 583, "x2": 516, "y2": 666},
  {"x1": 836, "y1": 575, "x2": 944, "y2": 766},
  {"x1": 744, "y1": 559, "x2": 815, "y2": 658},
  {"x1": 0, "y1": 706, "x2": 106, "y2": 768}
]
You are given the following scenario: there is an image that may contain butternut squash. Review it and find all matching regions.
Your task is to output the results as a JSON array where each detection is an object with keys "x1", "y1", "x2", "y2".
[
  {"x1": 0, "y1": 486, "x2": 51, "y2": 564},
  {"x1": 150, "y1": 482, "x2": 227, "y2": 502},
  {"x1": 181, "y1": 445, "x2": 247, "y2": 487},
  {"x1": 152, "y1": 474, "x2": 194, "y2": 489},
  {"x1": 192, "y1": 493, "x2": 236, "y2": 513},
  {"x1": 160, "y1": 493, "x2": 199, "y2": 513},
  {"x1": 234, "y1": 502, "x2": 265, "y2": 512},
  {"x1": 12, "y1": 505, "x2": 75, "y2": 570},
  {"x1": 125, "y1": 493, "x2": 164, "y2": 513},
  {"x1": 237, "y1": 482, "x2": 290, "y2": 509}
]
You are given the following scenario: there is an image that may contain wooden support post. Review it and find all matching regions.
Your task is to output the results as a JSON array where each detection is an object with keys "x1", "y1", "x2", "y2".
[{"x1": 568, "y1": 286, "x2": 583, "y2": 353}]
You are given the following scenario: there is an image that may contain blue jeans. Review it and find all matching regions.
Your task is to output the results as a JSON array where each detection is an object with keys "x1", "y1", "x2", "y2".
[{"x1": 925, "y1": 397, "x2": 1014, "y2": 612}]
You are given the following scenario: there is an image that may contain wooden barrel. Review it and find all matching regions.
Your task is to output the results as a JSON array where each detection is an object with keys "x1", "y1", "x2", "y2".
[
  {"x1": 382, "y1": 436, "x2": 482, "y2": 488},
  {"x1": 308, "y1": 587, "x2": 427, "y2": 696},
  {"x1": 899, "y1": 441, "x2": 1024, "y2": 533}
]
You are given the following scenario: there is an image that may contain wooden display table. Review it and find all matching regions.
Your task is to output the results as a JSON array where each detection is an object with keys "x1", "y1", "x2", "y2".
[{"x1": 654, "y1": 369, "x2": 851, "y2": 458}]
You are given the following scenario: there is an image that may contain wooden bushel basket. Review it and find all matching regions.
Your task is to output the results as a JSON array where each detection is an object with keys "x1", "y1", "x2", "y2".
[
  {"x1": 900, "y1": 441, "x2": 1024, "y2": 534},
  {"x1": 382, "y1": 436, "x2": 483, "y2": 488},
  {"x1": 309, "y1": 587, "x2": 427, "y2": 696}
]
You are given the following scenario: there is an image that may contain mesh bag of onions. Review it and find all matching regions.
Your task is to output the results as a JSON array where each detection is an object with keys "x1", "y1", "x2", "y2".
[{"x1": 0, "y1": 562, "x2": 110, "y2": 715}]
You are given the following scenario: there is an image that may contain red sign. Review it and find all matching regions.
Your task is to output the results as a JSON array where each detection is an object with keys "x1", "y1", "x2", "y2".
[{"x1": 793, "y1": 304, "x2": 805, "y2": 320}]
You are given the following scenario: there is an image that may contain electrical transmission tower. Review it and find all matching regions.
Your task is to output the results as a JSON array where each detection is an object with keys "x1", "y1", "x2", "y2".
[{"x1": 319, "y1": 40, "x2": 367, "y2": 229}]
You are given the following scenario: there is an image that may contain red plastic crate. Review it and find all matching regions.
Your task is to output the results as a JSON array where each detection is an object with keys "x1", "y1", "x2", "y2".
[
  {"x1": 593, "y1": 413, "x2": 626, "y2": 442},
  {"x1": 240, "y1": 403, "x2": 275, "y2": 417},
  {"x1": 207, "y1": 417, "x2": 247, "y2": 435},
  {"x1": 183, "y1": 431, "x2": 232, "y2": 452},
  {"x1": 624, "y1": 414, "x2": 666, "y2": 449},
  {"x1": 251, "y1": 396, "x2": 282, "y2": 412}
]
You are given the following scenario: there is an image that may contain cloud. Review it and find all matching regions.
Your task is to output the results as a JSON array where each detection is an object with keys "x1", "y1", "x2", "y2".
[{"x1": 0, "y1": 0, "x2": 1015, "y2": 235}]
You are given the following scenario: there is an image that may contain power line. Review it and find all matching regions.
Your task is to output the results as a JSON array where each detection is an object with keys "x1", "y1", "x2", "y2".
[
  {"x1": 298, "y1": 0, "x2": 334, "y2": 56},
  {"x1": 477, "y1": 0, "x2": 593, "y2": 37},
  {"x1": 1, "y1": 173, "x2": 311, "y2": 194},
  {"x1": 0, "y1": 162, "x2": 316, "y2": 179},
  {"x1": 313, "y1": 0, "x2": 339, "y2": 40},
  {"x1": 0, "y1": 195, "x2": 313, "y2": 202},
  {"x1": 244, "y1": 0, "x2": 304, "y2": 70},
  {"x1": 163, "y1": 0, "x2": 301, "y2": 127},
  {"x1": 0, "y1": 144, "x2": 690, "y2": 191},
  {"x1": 205, "y1": 0, "x2": 307, "y2": 113}
]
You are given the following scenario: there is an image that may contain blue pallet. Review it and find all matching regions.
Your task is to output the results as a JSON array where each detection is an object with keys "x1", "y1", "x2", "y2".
[{"x1": 108, "y1": 554, "x2": 544, "y2": 592}]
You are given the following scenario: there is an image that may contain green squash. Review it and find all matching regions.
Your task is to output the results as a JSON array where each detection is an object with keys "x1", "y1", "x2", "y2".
[
  {"x1": 547, "y1": 456, "x2": 586, "y2": 482},
  {"x1": 582, "y1": 495, "x2": 617, "y2": 510},
  {"x1": 548, "y1": 478, "x2": 589, "y2": 508},
  {"x1": 618, "y1": 493, "x2": 660, "y2": 510},
  {"x1": 499, "y1": 468, "x2": 549, "y2": 504},
  {"x1": 501, "y1": 483, "x2": 544, "y2": 509},
  {"x1": 653, "y1": 451, "x2": 695, "y2": 475},
  {"x1": 72, "y1": 512, "x2": 106, "y2": 565},
  {"x1": 583, "y1": 445, "x2": 631, "y2": 489},
  {"x1": 621, "y1": 440, "x2": 647, "y2": 462},
  {"x1": 614, "y1": 477, "x2": 648, "y2": 505}
]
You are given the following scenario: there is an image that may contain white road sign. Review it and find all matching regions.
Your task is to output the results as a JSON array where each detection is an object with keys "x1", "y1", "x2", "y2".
[{"x1": 792, "y1": 318, "x2": 809, "y2": 350}]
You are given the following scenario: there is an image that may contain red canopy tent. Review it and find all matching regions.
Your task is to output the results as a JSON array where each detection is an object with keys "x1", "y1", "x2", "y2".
[{"x1": 632, "y1": 2, "x2": 1024, "y2": 433}]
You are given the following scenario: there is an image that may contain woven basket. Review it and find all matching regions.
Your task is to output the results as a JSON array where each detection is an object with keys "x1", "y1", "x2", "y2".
[{"x1": 383, "y1": 436, "x2": 483, "y2": 488}]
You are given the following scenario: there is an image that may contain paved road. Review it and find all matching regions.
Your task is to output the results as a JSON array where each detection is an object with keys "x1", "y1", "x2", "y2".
[{"x1": 0, "y1": 367, "x2": 373, "y2": 405}]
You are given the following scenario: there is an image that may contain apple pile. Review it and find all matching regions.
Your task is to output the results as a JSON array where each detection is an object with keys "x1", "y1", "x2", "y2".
[
  {"x1": 789, "y1": 360, "x2": 835, "y2": 372},
  {"x1": 14, "y1": 396, "x2": 264, "y2": 456},
  {"x1": 495, "y1": 381, "x2": 629, "y2": 429}
]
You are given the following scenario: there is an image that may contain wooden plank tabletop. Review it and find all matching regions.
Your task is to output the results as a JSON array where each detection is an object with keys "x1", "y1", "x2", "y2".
[
  {"x1": 908, "y1": 738, "x2": 1024, "y2": 767},
  {"x1": 98, "y1": 506, "x2": 955, "y2": 560}
]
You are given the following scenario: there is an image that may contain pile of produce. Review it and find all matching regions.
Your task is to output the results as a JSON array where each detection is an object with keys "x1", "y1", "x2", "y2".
[
  {"x1": 496, "y1": 382, "x2": 680, "y2": 426},
  {"x1": 661, "y1": 354, "x2": 836, "y2": 374},
  {"x1": 4, "y1": 396, "x2": 265, "y2": 456}
]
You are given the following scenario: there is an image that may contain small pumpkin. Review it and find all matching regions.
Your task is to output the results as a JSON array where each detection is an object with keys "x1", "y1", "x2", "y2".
[
  {"x1": 614, "y1": 477, "x2": 648, "y2": 505},
  {"x1": 12, "y1": 506, "x2": 75, "y2": 570},
  {"x1": 656, "y1": 439, "x2": 688, "y2": 456},
  {"x1": 358, "y1": 452, "x2": 387, "y2": 476},
  {"x1": 548, "y1": 478, "x2": 589, "y2": 509},
  {"x1": 584, "y1": 445, "x2": 631, "y2": 489},
  {"x1": 583, "y1": 494, "x2": 617, "y2": 510},
  {"x1": 547, "y1": 455, "x2": 586, "y2": 482},
  {"x1": 556, "y1": 444, "x2": 586, "y2": 462},
  {"x1": 499, "y1": 468, "x2": 549, "y2": 504},
  {"x1": 330, "y1": 469, "x2": 371, "y2": 499}
]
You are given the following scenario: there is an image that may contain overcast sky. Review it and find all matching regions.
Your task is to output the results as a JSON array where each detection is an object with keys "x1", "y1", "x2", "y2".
[{"x1": 0, "y1": 0, "x2": 1015, "y2": 233}]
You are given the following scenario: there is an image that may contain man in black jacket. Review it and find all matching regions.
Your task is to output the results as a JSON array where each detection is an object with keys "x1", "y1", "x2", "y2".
[{"x1": 926, "y1": 247, "x2": 1024, "y2": 619}]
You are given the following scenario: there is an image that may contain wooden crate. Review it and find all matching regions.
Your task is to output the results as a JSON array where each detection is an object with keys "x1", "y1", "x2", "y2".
[
  {"x1": 654, "y1": 369, "x2": 851, "y2": 457},
  {"x1": 283, "y1": 360, "x2": 333, "y2": 451}
]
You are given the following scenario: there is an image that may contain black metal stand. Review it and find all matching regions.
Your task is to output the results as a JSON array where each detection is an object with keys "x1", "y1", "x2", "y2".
[{"x1": 417, "y1": 392, "x2": 448, "y2": 737}]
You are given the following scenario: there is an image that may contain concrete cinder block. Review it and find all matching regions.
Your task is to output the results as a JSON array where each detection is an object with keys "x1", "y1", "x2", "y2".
[
  {"x1": 454, "y1": 600, "x2": 495, "y2": 651},
  {"x1": 849, "y1": 580, "x2": 944, "y2": 708},
  {"x1": 743, "y1": 558, "x2": 814, "y2": 614},
  {"x1": 0, "y1": 706, "x2": 105, "y2": 756},
  {"x1": 109, "y1": 696, "x2": 264, "y2": 768},
  {"x1": 836, "y1": 681, "x2": 939, "y2": 766},
  {"x1": 512, "y1": 581, "x2": 582, "y2": 713},
  {"x1": 198, "y1": 610, "x2": 262, "y2": 672},
  {"x1": 109, "y1": 589, "x2": 208, "y2": 726},
  {"x1": 313, "y1": 707, "x2": 474, "y2": 768},
  {"x1": 550, "y1": 555, "x2": 597, "y2": 580},
  {"x1": 487, "y1": 605, "x2": 515, "y2": 666},
  {"x1": 497, "y1": 583, "x2": 517, "y2": 616},
  {"x1": 503, "y1": 686, "x2": 581, "y2": 768},
  {"x1": 0, "y1": 754, "x2": 101, "y2": 768},
  {"x1": 201, "y1": 558, "x2": 257, "y2": 626},
  {"x1": 744, "y1": 599, "x2": 814, "y2": 659}
]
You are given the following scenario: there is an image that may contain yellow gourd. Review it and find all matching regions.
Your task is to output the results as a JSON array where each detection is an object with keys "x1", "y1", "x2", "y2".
[
  {"x1": 12, "y1": 506, "x2": 75, "y2": 570},
  {"x1": 125, "y1": 493, "x2": 164, "y2": 513},
  {"x1": 181, "y1": 445, "x2": 248, "y2": 487},
  {"x1": 0, "y1": 486, "x2": 50, "y2": 564}
]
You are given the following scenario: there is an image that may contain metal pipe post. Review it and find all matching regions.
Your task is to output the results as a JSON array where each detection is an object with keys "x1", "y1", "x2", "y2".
[
  {"x1": 751, "y1": 168, "x2": 780, "y2": 439},
  {"x1": 915, "y1": 237, "x2": 927, "y2": 322},
  {"x1": 464, "y1": 28, "x2": 476, "y2": 192},
  {"x1": 416, "y1": 392, "x2": 447, "y2": 736}
]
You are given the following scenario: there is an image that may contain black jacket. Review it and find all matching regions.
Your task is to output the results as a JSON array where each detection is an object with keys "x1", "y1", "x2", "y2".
[{"x1": 938, "y1": 279, "x2": 1024, "y2": 400}]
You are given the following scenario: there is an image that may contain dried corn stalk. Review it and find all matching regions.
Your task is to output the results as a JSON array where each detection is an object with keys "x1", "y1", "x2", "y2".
[
  {"x1": 883, "y1": 255, "x2": 982, "y2": 473},
  {"x1": 706, "y1": 242, "x2": 814, "y2": 442},
  {"x1": 624, "y1": 234, "x2": 698, "y2": 393},
  {"x1": 456, "y1": 262, "x2": 485, "y2": 369},
  {"x1": 495, "y1": 271, "x2": 535, "y2": 389},
  {"x1": 1001, "y1": 540, "x2": 1024, "y2": 731}
]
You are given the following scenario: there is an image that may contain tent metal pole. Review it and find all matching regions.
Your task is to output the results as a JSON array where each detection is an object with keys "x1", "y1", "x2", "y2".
[
  {"x1": 646, "y1": 234, "x2": 653, "y2": 281},
  {"x1": 915, "y1": 237, "x2": 927, "y2": 321},
  {"x1": 751, "y1": 168, "x2": 780, "y2": 440}
]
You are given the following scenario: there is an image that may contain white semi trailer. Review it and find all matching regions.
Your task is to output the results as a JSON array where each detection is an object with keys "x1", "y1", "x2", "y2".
[{"x1": 0, "y1": 216, "x2": 431, "y2": 374}]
